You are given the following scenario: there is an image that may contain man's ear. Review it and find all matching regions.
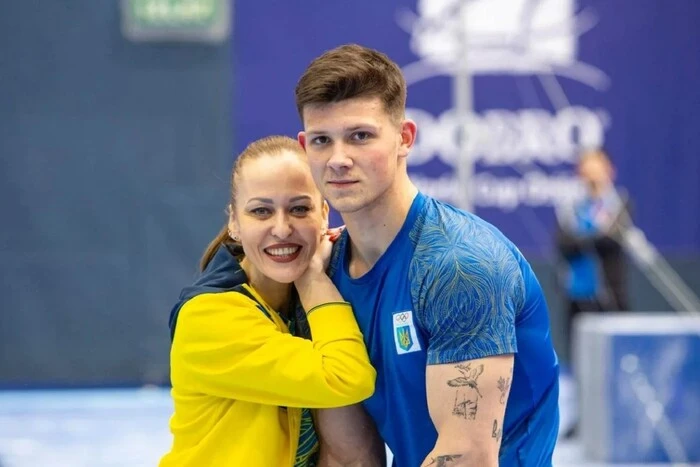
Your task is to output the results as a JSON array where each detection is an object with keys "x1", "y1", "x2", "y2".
[
  {"x1": 398, "y1": 119, "x2": 417, "y2": 158},
  {"x1": 297, "y1": 131, "x2": 307, "y2": 151}
]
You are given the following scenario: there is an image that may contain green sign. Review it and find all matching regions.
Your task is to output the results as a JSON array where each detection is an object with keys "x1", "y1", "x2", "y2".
[{"x1": 121, "y1": 0, "x2": 231, "y2": 43}]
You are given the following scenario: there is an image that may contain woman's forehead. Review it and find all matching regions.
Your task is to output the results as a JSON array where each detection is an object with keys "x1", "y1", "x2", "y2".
[{"x1": 237, "y1": 156, "x2": 319, "y2": 200}]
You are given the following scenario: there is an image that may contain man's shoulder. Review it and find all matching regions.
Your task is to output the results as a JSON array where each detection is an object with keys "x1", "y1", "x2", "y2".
[
  {"x1": 407, "y1": 196, "x2": 528, "y2": 312},
  {"x1": 411, "y1": 195, "x2": 522, "y2": 270}
]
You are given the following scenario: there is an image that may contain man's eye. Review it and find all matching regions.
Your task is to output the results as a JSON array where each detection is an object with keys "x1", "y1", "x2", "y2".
[
  {"x1": 312, "y1": 136, "x2": 330, "y2": 145},
  {"x1": 351, "y1": 131, "x2": 371, "y2": 141}
]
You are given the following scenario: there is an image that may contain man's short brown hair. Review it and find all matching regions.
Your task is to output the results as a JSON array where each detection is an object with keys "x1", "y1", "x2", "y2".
[{"x1": 295, "y1": 44, "x2": 407, "y2": 123}]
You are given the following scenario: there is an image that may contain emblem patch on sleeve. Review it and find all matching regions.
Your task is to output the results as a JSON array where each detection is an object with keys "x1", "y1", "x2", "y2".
[{"x1": 392, "y1": 311, "x2": 422, "y2": 354}]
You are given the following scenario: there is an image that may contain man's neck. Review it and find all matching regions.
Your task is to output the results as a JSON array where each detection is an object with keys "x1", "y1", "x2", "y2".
[{"x1": 342, "y1": 177, "x2": 418, "y2": 278}]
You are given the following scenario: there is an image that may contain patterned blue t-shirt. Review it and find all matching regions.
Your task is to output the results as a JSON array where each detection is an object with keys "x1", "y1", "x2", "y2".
[{"x1": 329, "y1": 193, "x2": 560, "y2": 467}]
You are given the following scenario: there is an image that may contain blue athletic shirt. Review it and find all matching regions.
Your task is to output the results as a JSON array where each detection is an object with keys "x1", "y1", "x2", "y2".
[{"x1": 328, "y1": 192, "x2": 559, "y2": 467}]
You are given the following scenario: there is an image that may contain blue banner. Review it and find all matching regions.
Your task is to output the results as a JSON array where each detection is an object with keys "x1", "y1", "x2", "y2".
[
  {"x1": 611, "y1": 332, "x2": 700, "y2": 463},
  {"x1": 233, "y1": 0, "x2": 700, "y2": 256}
]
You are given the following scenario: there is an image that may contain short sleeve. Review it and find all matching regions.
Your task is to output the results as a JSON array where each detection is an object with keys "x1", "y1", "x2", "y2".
[{"x1": 413, "y1": 232, "x2": 524, "y2": 365}]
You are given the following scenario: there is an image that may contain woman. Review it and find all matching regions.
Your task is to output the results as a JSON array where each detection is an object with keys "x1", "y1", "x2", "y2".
[{"x1": 160, "y1": 136, "x2": 377, "y2": 466}]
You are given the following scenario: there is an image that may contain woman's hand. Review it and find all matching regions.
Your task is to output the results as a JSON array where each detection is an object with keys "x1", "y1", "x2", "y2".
[
  {"x1": 303, "y1": 226, "x2": 345, "y2": 277},
  {"x1": 327, "y1": 226, "x2": 345, "y2": 242},
  {"x1": 294, "y1": 226, "x2": 345, "y2": 312}
]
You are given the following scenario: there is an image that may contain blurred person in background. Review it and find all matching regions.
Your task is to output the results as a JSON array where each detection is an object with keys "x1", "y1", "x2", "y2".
[
  {"x1": 295, "y1": 44, "x2": 560, "y2": 467},
  {"x1": 555, "y1": 148, "x2": 632, "y2": 352},
  {"x1": 160, "y1": 136, "x2": 381, "y2": 466}
]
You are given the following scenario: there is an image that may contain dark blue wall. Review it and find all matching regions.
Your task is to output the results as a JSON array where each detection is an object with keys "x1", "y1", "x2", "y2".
[
  {"x1": 0, "y1": 2, "x2": 233, "y2": 386},
  {"x1": 1, "y1": 2, "x2": 697, "y2": 386}
]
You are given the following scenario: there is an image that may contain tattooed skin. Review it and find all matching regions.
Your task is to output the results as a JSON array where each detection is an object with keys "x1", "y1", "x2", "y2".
[
  {"x1": 497, "y1": 375, "x2": 511, "y2": 405},
  {"x1": 492, "y1": 419, "x2": 502, "y2": 442},
  {"x1": 423, "y1": 454, "x2": 463, "y2": 466},
  {"x1": 447, "y1": 363, "x2": 484, "y2": 420}
]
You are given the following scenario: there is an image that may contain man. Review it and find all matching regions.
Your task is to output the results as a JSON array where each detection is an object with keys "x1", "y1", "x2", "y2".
[
  {"x1": 296, "y1": 44, "x2": 560, "y2": 466},
  {"x1": 555, "y1": 148, "x2": 631, "y2": 362}
]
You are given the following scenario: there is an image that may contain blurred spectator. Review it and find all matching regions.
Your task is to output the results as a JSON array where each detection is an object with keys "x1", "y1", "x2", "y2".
[{"x1": 555, "y1": 148, "x2": 632, "y2": 352}]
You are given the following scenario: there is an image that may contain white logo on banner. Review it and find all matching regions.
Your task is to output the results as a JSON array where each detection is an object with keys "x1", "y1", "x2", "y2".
[{"x1": 397, "y1": 0, "x2": 611, "y2": 211}]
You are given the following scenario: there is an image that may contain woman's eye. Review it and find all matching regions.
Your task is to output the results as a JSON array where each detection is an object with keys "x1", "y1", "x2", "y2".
[
  {"x1": 291, "y1": 206, "x2": 311, "y2": 215},
  {"x1": 250, "y1": 207, "x2": 270, "y2": 216}
]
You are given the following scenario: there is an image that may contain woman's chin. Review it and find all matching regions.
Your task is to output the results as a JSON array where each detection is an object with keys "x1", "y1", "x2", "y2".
[{"x1": 265, "y1": 263, "x2": 310, "y2": 285}]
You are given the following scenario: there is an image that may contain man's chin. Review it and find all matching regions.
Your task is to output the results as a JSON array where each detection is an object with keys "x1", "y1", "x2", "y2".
[{"x1": 327, "y1": 198, "x2": 366, "y2": 215}]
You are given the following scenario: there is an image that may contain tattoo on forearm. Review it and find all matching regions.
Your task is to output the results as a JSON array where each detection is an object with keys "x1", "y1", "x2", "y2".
[
  {"x1": 447, "y1": 363, "x2": 484, "y2": 420},
  {"x1": 497, "y1": 375, "x2": 511, "y2": 405},
  {"x1": 492, "y1": 419, "x2": 502, "y2": 442},
  {"x1": 423, "y1": 454, "x2": 463, "y2": 466}
]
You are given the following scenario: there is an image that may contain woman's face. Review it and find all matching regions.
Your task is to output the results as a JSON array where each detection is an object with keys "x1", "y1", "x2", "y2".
[{"x1": 229, "y1": 150, "x2": 328, "y2": 284}]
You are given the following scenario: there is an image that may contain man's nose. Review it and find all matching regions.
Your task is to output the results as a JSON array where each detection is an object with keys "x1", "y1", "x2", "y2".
[{"x1": 327, "y1": 142, "x2": 353, "y2": 171}]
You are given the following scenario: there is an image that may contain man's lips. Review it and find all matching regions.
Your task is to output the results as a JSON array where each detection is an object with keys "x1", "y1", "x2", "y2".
[{"x1": 327, "y1": 180, "x2": 358, "y2": 186}]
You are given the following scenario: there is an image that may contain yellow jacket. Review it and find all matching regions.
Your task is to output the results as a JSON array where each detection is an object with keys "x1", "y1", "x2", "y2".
[{"x1": 160, "y1": 246, "x2": 375, "y2": 467}]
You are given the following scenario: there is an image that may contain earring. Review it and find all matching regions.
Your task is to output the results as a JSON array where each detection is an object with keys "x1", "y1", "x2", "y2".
[{"x1": 228, "y1": 230, "x2": 239, "y2": 241}]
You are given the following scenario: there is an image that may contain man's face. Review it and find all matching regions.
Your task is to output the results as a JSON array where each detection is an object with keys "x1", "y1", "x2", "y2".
[{"x1": 298, "y1": 97, "x2": 410, "y2": 215}]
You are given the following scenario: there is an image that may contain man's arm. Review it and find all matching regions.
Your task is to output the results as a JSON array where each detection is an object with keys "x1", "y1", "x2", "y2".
[
  {"x1": 421, "y1": 355, "x2": 513, "y2": 466},
  {"x1": 412, "y1": 226, "x2": 525, "y2": 466},
  {"x1": 314, "y1": 405, "x2": 386, "y2": 467}
]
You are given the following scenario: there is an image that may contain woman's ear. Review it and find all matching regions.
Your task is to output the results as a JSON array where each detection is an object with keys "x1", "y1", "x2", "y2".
[{"x1": 227, "y1": 205, "x2": 240, "y2": 241}]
